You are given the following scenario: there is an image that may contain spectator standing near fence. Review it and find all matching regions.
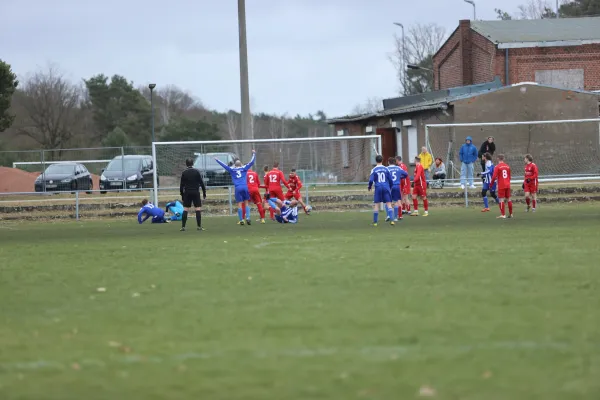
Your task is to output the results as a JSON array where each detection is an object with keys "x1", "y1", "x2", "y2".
[
  {"x1": 418, "y1": 146, "x2": 433, "y2": 181},
  {"x1": 478, "y1": 136, "x2": 496, "y2": 171},
  {"x1": 459, "y1": 136, "x2": 478, "y2": 190}
]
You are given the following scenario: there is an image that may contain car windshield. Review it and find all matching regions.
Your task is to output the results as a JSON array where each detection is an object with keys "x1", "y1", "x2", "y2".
[
  {"x1": 105, "y1": 159, "x2": 141, "y2": 172},
  {"x1": 45, "y1": 164, "x2": 75, "y2": 174},
  {"x1": 194, "y1": 156, "x2": 224, "y2": 170}
]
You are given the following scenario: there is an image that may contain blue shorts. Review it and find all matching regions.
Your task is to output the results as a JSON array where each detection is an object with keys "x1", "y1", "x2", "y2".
[
  {"x1": 151, "y1": 216, "x2": 167, "y2": 223},
  {"x1": 483, "y1": 183, "x2": 497, "y2": 192},
  {"x1": 235, "y1": 186, "x2": 250, "y2": 202},
  {"x1": 391, "y1": 186, "x2": 402, "y2": 202},
  {"x1": 275, "y1": 215, "x2": 297, "y2": 224},
  {"x1": 373, "y1": 186, "x2": 391, "y2": 204}
]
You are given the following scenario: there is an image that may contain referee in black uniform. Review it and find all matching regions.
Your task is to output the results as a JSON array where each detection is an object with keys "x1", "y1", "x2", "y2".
[{"x1": 180, "y1": 158, "x2": 207, "y2": 231}]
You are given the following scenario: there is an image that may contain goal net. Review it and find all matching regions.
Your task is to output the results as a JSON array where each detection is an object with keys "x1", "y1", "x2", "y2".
[
  {"x1": 151, "y1": 135, "x2": 381, "y2": 205},
  {"x1": 426, "y1": 118, "x2": 600, "y2": 182}
]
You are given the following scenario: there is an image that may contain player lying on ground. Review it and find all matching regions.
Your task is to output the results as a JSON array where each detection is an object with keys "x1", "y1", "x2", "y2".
[
  {"x1": 267, "y1": 196, "x2": 299, "y2": 224},
  {"x1": 138, "y1": 199, "x2": 169, "y2": 224},
  {"x1": 386, "y1": 157, "x2": 408, "y2": 221},
  {"x1": 490, "y1": 154, "x2": 513, "y2": 219},
  {"x1": 215, "y1": 150, "x2": 256, "y2": 225},
  {"x1": 368, "y1": 155, "x2": 395, "y2": 226},
  {"x1": 286, "y1": 169, "x2": 311, "y2": 214},
  {"x1": 477, "y1": 152, "x2": 499, "y2": 212},
  {"x1": 523, "y1": 154, "x2": 539, "y2": 212},
  {"x1": 165, "y1": 200, "x2": 184, "y2": 221},
  {"x1": 411, "y1": 156, "x2": 429, "y2": 217},
  {"x1": 396, "y1": 156, "x2": 411, "y2": 215},
  {"x1": 247, "y1": 167, "x2": 266, "y2": 224}
]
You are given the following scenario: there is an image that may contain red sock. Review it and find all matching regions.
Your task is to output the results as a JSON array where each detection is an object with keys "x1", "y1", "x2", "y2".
[
  {"x1": 269, "y1": 207, "x2": 274, "y2": 219},
  {"x1": 407, "y1": 203, "x2": 411, "y2": 211},
  {"x1": 499, "y1": 202, "x2": 505, "y2": 216},
  {"x1": 526, "y1": 197, "x2": 531, "y2": 206},
  {"x1": 413, "y1": 198, "x2": 418, "y2": 211},
  {"x1": 508, "y1": 201, "x2": 513, "y2": 215},
  {"x1": 532, "y1": 199, "x2": 536, "y2": 209},
  {"x1": 423, "y1": 199, "x2": 429, "y2": 211},
  {"x1": 257, "y1": 203, "x2": 265, "y2": 219}
]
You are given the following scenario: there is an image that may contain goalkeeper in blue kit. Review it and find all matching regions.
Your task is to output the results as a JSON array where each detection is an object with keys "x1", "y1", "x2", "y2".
[{"x1": 165, "y1": 200, "x2": 184, "y2": 221}]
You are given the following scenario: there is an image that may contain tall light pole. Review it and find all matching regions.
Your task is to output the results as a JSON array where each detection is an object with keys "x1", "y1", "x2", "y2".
[
  {"x1": 238, "y1": 0, "x2": 252, "y2": 159},
  {"x1": 393, "y1": 22, "x2": 407, "y2": 95},
  {"x1": 149, "y1": 83, "x2": 156, "y2": 144},
  {"x1": 556, "y1": 0, "x2": 559, "y2": 18},
  {"x1": 463, "y1": 0, "x2": 476, "y2": 20}
]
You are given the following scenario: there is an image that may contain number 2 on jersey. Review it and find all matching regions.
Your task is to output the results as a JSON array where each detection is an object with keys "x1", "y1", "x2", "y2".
[{"x1": 248, "y1": 175, "x2": 255, "y2": 183}]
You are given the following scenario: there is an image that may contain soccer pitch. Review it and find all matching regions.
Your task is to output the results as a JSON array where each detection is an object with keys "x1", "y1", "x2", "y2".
[{"x1": 1, "y1": 204, "x2": 599, "y2": 399}]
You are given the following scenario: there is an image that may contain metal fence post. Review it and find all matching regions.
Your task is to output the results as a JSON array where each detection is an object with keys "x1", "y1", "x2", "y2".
[
  {"x1": 464, "y1": 185, "x2": 469, "y2": 208},
  {"x1": 75, "y1": 191, "x2": 80, "y2": 221},
  {"x1": 40, "y1": 150, "x2": 46, "y2": 192},
  {"x1": 121, "y1": 147, "x2": 125, "y2": 190},
  {"x1": 228, "y1": 186, "x2": 233, "y2": 215}
]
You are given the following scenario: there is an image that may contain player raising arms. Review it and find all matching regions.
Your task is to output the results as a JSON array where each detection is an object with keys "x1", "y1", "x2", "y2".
[
  {"x1": 267, "y1": 162, "x2": 290, "y2": 202},
  {"x1": 215, "y1": 150, "x2": 256, "y2": 225},
  {"x1": 477, "y1": 152, "x2": 499, "y2": 212},
  {"x1": 368, "y1": 155, "x2": 395, "y2": 226},
  {"x1": 396, "y1": 156, "x2": 411, "y2": 215},
  {"x1": 247, "y1": 167, "x2": 266, "y2": 224},
  {"x1": 387, "y1": 157, "x2": 408, "y2": 221},
  {"x1": 490, "y1": 154, "x2": 513, "y2": 219},
  {"x1": 524, "y1": 154, "x2": 539, "y2": 212},
  {"x1": 286, "y1": 169, "x2": 310, "y2": 214},
  {"x1": 411, "y1": 156, "x2": 429, "y2": 216}
]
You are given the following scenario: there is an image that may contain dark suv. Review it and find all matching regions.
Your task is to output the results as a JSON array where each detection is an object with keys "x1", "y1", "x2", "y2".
[
  {"x1": 99, "y1": 155, "x2": 156, "y2": 193},
  {"x1": 193, "y1": 152, "x2": 238, "y2": 186}
]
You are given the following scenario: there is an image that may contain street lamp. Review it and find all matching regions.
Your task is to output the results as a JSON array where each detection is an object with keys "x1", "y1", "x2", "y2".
[
  {"x1": 463, "y1": 0, "x2": 476, "y2": 20},
  {"x1": 148, "y1": 83, "x2": 156, "y2": 144},
  {"x1": 238, "y1": 0, "x2": 252, "y2": 159},
  {"x1": 393, "y1": 22, "x2": 407, "y2": 94}
]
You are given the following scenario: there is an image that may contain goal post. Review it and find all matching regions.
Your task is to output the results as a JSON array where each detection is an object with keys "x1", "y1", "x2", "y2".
[
  {"x1": 151, "y1": 135, "x2": 382, "y2": 206},
  {"x1": 426, "y1": 118, "x2": 600, "y2": 206}
]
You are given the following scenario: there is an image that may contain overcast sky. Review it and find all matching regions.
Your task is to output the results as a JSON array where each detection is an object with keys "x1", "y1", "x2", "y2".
[{"x1": 1, "y1": 0, "x2": 533, "y2": 117}]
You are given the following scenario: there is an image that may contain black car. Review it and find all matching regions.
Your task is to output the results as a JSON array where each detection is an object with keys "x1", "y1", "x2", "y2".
[
  {"x1": 34, "y1": 163, "x2": 94, "y2": 193},
  {"x1": 99, "y1": 155, "x2": 156, "y2": 194}
]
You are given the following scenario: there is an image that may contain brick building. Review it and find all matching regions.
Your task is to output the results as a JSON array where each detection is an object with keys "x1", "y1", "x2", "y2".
[{"x1": 433, "y1": 17, "x2": 600, "y2": 91}]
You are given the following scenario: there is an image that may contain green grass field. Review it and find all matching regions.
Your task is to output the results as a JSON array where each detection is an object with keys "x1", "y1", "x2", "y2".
[{"x1": 1, "y1": 204, "x2": 600, "y2": 400}]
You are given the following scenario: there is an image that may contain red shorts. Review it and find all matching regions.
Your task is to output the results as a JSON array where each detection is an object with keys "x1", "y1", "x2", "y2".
[
  {"x1": 285, "y1": 190, "x2": 301, "y2": 200},
  {"x1": 269, "y1": 189, "x2": 284, "y2": 201},
  {"x1": 412, "y1": 185, "x2": 427, "y2": 197},
  {"x1": 249, "y1": 190, "x2": 262, "y2": 205},
  {"x1": 524, "y1": 182, "x2": 538, "y2": 194},
  {"x1": 498, "y1": 188, "x2": 511, "y2": 198}
]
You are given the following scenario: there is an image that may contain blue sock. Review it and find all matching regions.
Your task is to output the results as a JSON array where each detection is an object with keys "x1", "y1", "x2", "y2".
[
  {"x1": 373, "y1": 212, "x2": 379, "y2": 224},
  {"x1": 483, "y1": 196, "x2": 489, "y2": 208},
  {"x1": 237, "y1": 208, "x2": 243, "y2": 221},
  {"x1": 387, "y1": 207, "x2": 394, "y2": 221},
  {"x1": 246, "y1": 206, "x2": 251, "y2": 220},
  {"x1": 394, "y1": 206, "x2": 399, "y2": 219}
]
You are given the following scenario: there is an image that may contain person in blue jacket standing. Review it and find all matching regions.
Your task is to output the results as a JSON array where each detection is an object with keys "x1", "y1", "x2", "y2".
[{"x1": 459, "y1": 136, "x2": 478, "y2": 190}]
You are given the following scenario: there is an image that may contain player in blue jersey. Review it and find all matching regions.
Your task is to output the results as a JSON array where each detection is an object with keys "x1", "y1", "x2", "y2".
[
  {"x1": 387, "y1": 157, "x2": 409, "y2": 221},
  {"x1": 477, "y1": 152, "x2": 499, "y2": 212},
  {"x1": 368, "y1": 155, "x2": 395, "y2": 226},
  {"x1": 267, "y1": 196, "x2": 299, "y2": 224},
  {"x1": 165, "y1": 199, "x2": 184, "y2": 221},
  {"x1": 215, "y1": 150, "x2": 256, "y2": 225},
  {"x1": 138, "y1": 199, "x2": 168, "y2": 224}
]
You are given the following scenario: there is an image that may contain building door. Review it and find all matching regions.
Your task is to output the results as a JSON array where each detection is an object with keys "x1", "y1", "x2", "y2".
[
  {"x1": 376, "y1": 128, "x2": 397, "y2": 165},
  {"x1": 408, "y1": 127, "x2": 418, "y2": 164}
]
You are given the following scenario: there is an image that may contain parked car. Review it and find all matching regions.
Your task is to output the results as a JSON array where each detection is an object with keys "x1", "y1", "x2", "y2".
[
  {"x1": 193, "y1": 152, "x2": 238, "y2": 186},
  {"x1": 34, "y1": 163, "x2": 94, "y2": 193},
  {"x1": 99, "y1": 155, "x2": 156, "y2": 194}
]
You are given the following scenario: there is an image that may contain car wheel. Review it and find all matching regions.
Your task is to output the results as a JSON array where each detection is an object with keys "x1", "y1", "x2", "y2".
[
  {"x1": 71, "y1": 181, "x2": 78, "y2": 194},
  {"x1": 100, "y1": 190, "x2": 107, "y2": 194},
  {"x1": 86, "y1": 179, "x2": 93, "y2": 194}
]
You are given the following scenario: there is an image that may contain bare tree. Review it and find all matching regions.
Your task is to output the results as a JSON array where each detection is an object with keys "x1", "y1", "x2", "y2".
[
  {"x1": 390, "y1": 23, "x2": 447, "y2": 95},
  {"x1": 16, "y1": 65, "x2": 84, "y2": 153},
  {"x1": 517, "y1": 0, "x2": 558, "y2": 18},
  {"x1": 351, "y1": 96, "x2": 384, "y2": 115},
  {"x1": 139, "y1": 84, "x2": 204, "y2": 125}
]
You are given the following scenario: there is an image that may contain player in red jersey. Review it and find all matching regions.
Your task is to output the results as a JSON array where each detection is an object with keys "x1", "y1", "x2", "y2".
[
  {"x1": 410, "y1": 156, "x2": 429, "y2": 216},
  {"x1": 262, "y1": 165, "x2": 274, "y2": 220},
  {"x1": 523, "y1": 154, "x2": 539, "y2": 213},
  {"x1": 490, "y1": 154, "x2": 513, "y2": 219},
  {"x1": 286, "y1": 169, "x2": 310, "y2": 214},
  {"x1": 267, "y1": 162, "x2": 289, "y2": 201},
  {"x1": 247, "y1": 167, "x2": 266, "y2": 223},
  {"x1": 396, "y1": 156, "x2": 411, "y2": 214}
]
